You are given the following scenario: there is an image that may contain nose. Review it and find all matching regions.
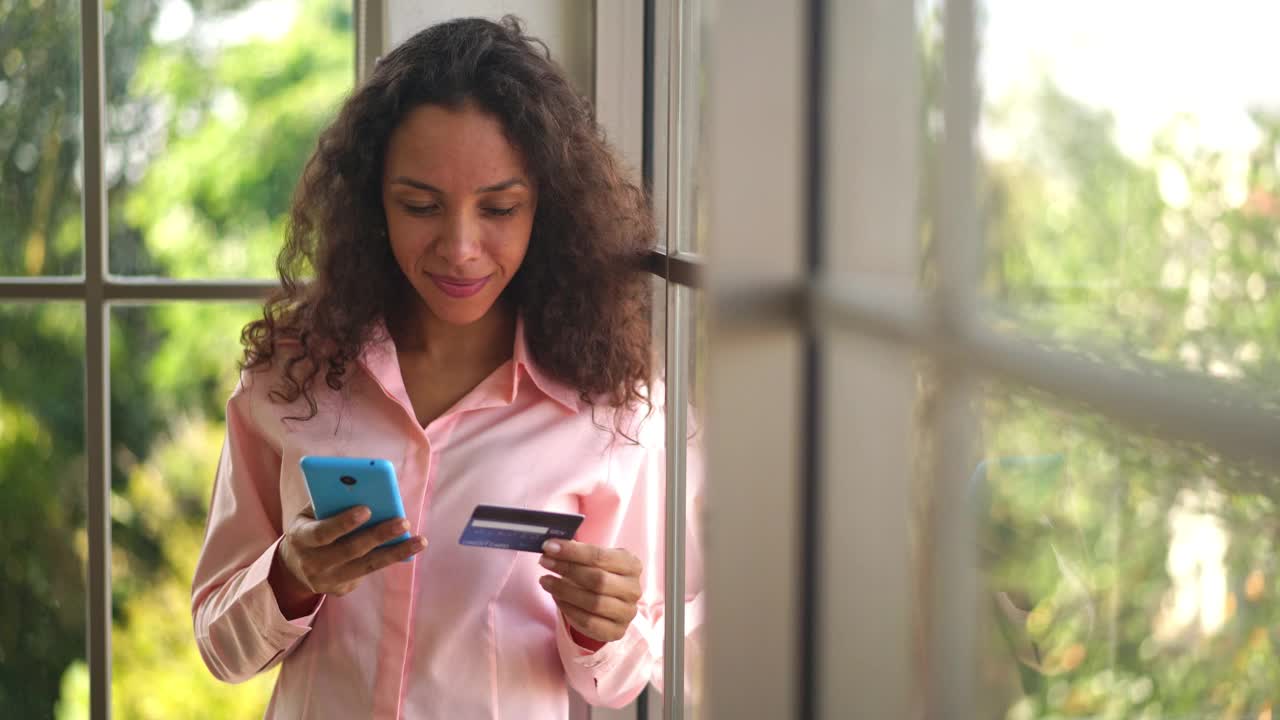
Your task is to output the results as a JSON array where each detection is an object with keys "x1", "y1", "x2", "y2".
[{"x1": 433, "y1": 209, "x2": 482, "y2": 268}]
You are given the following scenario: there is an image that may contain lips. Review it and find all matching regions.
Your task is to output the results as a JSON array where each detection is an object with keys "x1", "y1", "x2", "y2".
[{"x1": 428, "y1": 273, "x2": 490, "y2": 299}]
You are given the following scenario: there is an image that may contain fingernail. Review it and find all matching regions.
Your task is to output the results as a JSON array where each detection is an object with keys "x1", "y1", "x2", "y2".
[
  {"x1": 355, "y1": 507, "x2": 371, "y2": 521},
  {"x1": 538, "y1": 556, "x2": 554, "y2": 570},
  {"x1": 543, "y1": 540, "x2": 561, "y2": 554},
  {"x1": 412, "y1": 538, "x2": 427, "y2": 551},
  {"x1": 538, "y1": 575, "x2": 552, "y2": 587},
  {"x1": 398, "y1": 519, "x2": 410, "y2": 532}
]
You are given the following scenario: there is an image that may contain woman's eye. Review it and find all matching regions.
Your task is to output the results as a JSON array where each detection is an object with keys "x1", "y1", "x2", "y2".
[
  {"x1": 484, "y1": 206, "x2": 518, "y2": 217},
  {"x1": 404, "y1": 203, "x2": 440, "y2": 216}
]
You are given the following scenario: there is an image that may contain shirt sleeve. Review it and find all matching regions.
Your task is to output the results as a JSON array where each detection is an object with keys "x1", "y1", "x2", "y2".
[
  {"x1": 556, "y1": 415, "x2": 707, "y2": 708},
  {"x1": 191, "y1": 377, "x2": 324, "y2": 683}
]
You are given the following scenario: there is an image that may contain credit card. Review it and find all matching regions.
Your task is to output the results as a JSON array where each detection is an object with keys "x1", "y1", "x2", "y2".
[{"x1": 459, "y1": 504, "x2": 585, "y2": 553}]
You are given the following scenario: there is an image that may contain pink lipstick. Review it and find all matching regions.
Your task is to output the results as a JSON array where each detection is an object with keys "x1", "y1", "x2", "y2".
[{"x1": 429, "y1": 273, "x2": 490, "y2": 299}]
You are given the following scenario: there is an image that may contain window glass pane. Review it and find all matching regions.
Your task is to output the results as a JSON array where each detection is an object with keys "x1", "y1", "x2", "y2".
[
  {"x1": 0, "y1": 303, "x2": 85, "y2": 716},
  {"x1": 975, "y1": 381, "x2": 1280, "y2": 718},
  {"x1": 0, "y1": 0, "x2": 83, "y2": 276},
  {"x1": 108, "y1": 302, "x2": 274, "y2": 716},
  {"x1": 977, "y1": 2, "x2": 1280, "y2": 399},
  {"x1": 107, "y1": 0, "x2": 353, "y2": 279}
]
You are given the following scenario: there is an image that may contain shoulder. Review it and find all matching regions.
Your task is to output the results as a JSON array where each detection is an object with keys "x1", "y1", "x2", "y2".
[
  {"x1": 590, "y1": 378, "x2": 667, "y2": 452},
  {"x1": 229, "y1": 338, "x2": 340, "y2": 433},
  {"x1": 232, "y1": 338, "x2": 303, "y2": 402}
]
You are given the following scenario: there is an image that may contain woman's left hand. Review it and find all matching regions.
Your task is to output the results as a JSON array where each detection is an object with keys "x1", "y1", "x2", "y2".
[{"x1": 539, "y1": 540, "x2": 643, "y2": 645}]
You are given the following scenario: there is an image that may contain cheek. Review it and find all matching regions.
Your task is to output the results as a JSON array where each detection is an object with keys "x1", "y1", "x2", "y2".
[
  {"x1": 386, "y1": 215, "x2": 430, "y2": 268},
  {"x1": 491, "y1": 221, "x2": 533, "y2": 270},
  {"x1": 388, "y1": 233, "x2": 419, "y2": 273}
]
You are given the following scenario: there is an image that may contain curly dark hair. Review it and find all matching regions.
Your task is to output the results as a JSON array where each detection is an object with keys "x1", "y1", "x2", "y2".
[{"x1": 241, "y1": 16, "x2": 656, "y2": 424}]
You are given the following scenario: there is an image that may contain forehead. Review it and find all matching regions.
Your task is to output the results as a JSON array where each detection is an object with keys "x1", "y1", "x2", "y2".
[{"x1": 384, "y1": 102, "x2": 529, "y2": 186}]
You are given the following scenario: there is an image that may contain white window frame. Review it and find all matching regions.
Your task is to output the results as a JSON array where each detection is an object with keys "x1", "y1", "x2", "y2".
[{"x1": 704, "y1": 0, "x2": 1280, "y2": 718}]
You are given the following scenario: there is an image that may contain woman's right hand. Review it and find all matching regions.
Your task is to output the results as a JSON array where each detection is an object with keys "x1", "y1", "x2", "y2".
[{"x1": 270, "y1": 505, "x2": 427, "y2": 617}]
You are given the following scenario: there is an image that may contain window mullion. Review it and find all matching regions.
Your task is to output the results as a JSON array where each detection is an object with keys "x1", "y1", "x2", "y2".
[
  {"x1": 0, "y1": 278, "x2": 88, "y2": 300},
  {"x1": 79, "y1": 0, "x2": 111, "y2": 718},
  {"x1": 355, "y1": 0, "x2": 385, "y2": 85},
  {"x1": 661, "y1": 0, "x2": 687, "y2": 716},
  {"x1": 927, "y1": 0, "x2": 980, "y2": 714}
]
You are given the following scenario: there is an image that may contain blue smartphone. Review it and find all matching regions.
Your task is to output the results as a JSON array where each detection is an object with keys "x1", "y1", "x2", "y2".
[{"x1": 299, "y1": 456, "x2": 411, "y2": 550}]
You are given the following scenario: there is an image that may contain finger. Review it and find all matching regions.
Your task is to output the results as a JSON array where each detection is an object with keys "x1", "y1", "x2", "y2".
[
  {"x1": 556, "y1": 599, "x2": 626, "y2": 643},
  {"x1": 332, "y1": 535, "x2": 427, "y2": 583},
  {"x1": 539, "y1": 575, "x2": 637, "y2": 624},
  {"x1": 542, "y1": 540, "x2": 642, "y2": 577},
  {"x1": 539, "y1": 555, "x2": 642, "y2": 604},
  {"x1": 327, "y1": 517, "x2": 412, "y2": 565},
  {"x1": 295, "y1": 505, "x2": 371, "y2": 548}
]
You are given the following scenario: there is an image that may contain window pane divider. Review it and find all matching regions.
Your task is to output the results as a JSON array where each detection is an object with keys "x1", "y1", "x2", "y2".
[
  {"x1": 957, "y1": 320, "x2": 1280, "y2": 469},
  {"x1": 643, "y1": 248, "x2": 704, "y2": 288},
  {"x1": 355, "y1": 0, "x2": 384, "y2": 84},
  {"x1": 79, "y1": 1, "x2": 110, "y2": 718},
  {"x1": 661, "y1": 0, "x2": 687, "y2": 716},
  {"x1": 809, "y1": 273, "x2": 1280, "y2": 470},
  {"x1": 99, "y1": 279, "x2": 279, "y2": 301},
  {"x1": 0, "y1": 277, "x2": 88, "y2": 300},
  {"x1": 927, "y1": 0, "x2": 983, "y2": 711},
  {"x1": 713, "y1": 273, "x2": 1280, "y2": 471},
  {"x1": 0, "y1": 255, "x2": 703, "y2": 302},
  {"x1": 0, "y1": 278, "x2": 281, "y2": 302}
]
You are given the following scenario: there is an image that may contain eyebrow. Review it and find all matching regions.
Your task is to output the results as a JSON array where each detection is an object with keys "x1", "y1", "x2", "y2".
[{"x1": 391, "y1": 176, "x2": 528, "y2": 194}]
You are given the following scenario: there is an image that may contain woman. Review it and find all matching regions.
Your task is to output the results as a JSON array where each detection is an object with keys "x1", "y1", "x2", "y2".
[{"x1": 191, "y1": 16, "x2": 702, "y2": 719}]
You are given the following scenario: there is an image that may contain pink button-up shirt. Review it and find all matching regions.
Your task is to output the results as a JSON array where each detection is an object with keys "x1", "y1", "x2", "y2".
[{"x1": 192, "y1": 318, "x2": 703, "y2": 719}]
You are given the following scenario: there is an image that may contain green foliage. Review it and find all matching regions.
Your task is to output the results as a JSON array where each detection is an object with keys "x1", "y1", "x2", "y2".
[
  {"x1": 0, "y1": 305, "x2": 86, "y2": 716},
  {"x1": 976, "y1": 79, "x2": 1280, "y2": 720},
  {"x1": 111, "y1": 417, "x2": 278, "y2": 719},
  {"x1": 0, "y1": 0, "x2": 85, "y2": 276},
  {"x1": 0, "y1": 0, "x2": 349, "y2": 716},
  {"x1": 122, "y1": 0, "x2": 352, "y2": 278}
]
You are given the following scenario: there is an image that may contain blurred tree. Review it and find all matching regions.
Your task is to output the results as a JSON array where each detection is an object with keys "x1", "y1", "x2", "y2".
[
  {"x1": 910, "y1": 6, "x2": 1280, "y2": 718},
  {"x1": 977, "y1": 83, "x2": 1280, "y2": 720},
  {"x1": 0, "y1": 0, "x2": 84, "y2": 278},
  {"x1": 58, "y1": 415, "x2": 279, "y2": 719},
  {"x1": 0, "y1": 0, "x2": 349, "y2": 716}
]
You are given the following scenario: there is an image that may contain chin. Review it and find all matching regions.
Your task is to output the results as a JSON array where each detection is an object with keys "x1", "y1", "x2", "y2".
[
  {"x1": 418, "y1": 286, "x2": 505, "y2": 326},
  {"x1": 427, "y1": 305, "x2": 492, "y2": 326}
]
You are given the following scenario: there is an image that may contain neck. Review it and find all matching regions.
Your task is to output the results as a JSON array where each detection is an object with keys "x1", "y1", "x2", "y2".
[{"x1": 391, "y1": 295, "x2": 516, "y2": 370}]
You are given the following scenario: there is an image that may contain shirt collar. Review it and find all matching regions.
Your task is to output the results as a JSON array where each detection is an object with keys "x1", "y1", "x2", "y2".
[
  {"x1": 510, "y1": 315, "x2": 582, "y2": 413},
  {"x1": 359, "y1": 314, "x2": 580, "y2": 416}
]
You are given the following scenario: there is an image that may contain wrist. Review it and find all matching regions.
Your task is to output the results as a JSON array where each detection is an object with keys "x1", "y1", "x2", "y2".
[
  {"x1": 569, "y1": 626, "x2": 607, "y2": 652},
  {"x1": 563, "y1": 614, "x2": 608, "y2": 652},
  {"x1": 269, "y1": 540, "x2": 321, "y2": 619}
]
